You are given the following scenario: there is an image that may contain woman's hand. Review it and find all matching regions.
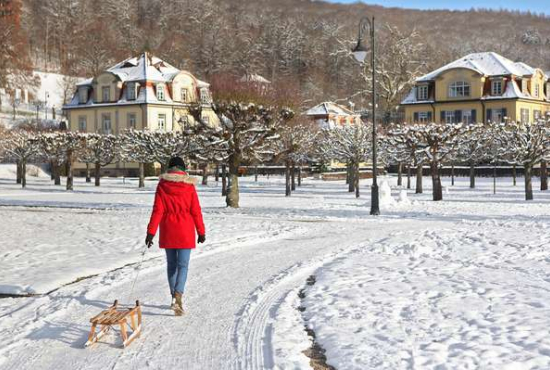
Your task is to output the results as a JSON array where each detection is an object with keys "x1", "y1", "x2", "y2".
[
  {"x1": 198, "y1": 234, "x2": 206, "y2": 244},
  {"x1": 145, "y1": 233, "x2": 154, "y2": 248}
]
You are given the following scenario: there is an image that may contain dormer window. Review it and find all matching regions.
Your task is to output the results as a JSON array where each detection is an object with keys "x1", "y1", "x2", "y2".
[
  {"x1": 522, "y1": 79, "x2": 528, "y2": 93},
  {"x1": 157, "y1": 84, "x2": 165, "y2": 101},
  {"x1": 417, "y1": 85, "x2": 428, "y2": 101},
  {"x1": 78, "y1": 87, "x2": 88, "y2": 104},
  {"x1": 200, "y1": 88, "x2": 209, "y2": 103},
  {"x1": 448, "y1": 81, "x2": 470, "y2": 98},
  {"x1": 102, "y1": 86, "x2": 110, "y2": 102},
  {"x1": 491, "y1": 80, "x2": 503, "y2": 95},
  {"x1": 180, "y1": 88, "x2": 188, "y2": 102},
  {"x1": 127, "y1": 82, "x2": 136, "y2": 100},
  {"x1": 535, "y1": 83, "x2": 540, "y2": 97}
]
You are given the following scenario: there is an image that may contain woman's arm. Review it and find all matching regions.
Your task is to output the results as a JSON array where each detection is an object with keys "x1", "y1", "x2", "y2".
[
  {"x1": 190, "y1": 187, "x2": 206, "y2": 236},
  {"x1": 147, "y1": 184, "x2": 166, "y2": 236}
]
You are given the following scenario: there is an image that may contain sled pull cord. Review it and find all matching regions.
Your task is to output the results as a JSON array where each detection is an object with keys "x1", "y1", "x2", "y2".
[{"x1": 127, "y1": 244, "x2": 148, "y2": 302}]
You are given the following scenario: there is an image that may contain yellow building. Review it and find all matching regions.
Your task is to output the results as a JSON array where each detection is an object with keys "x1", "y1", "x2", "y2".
[
  {"x1": 63, "y1": 52, "x2": 219, "y2": 176},
  {"x1": 401, "y1": 52, "x2": 550, "y2": 124}
]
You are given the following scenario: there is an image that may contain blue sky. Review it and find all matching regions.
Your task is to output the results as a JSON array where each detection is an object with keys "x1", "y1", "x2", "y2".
[{"x1": 327, "y1": 0, "x2": 550, "y2": 15}]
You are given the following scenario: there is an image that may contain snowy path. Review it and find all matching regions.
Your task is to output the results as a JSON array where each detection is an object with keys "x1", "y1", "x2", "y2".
[{"x1": 0, "y1": 214, "x2": 398, "y2": 369}]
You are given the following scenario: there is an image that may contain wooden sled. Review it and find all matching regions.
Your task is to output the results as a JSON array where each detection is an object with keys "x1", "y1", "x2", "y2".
[{"x1": 85, "y1": 300, "x2": 142, "y2": 348}]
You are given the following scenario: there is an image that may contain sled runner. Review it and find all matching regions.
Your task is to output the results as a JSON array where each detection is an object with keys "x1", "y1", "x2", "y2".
[{"x1": 85, "y1": 300, "x2": 142, "y2": 348}]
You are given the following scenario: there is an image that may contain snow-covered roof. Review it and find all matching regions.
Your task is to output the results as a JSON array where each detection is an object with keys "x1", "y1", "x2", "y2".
[
  {"x1": 106, "y1": 53, "x2": 181, "y2": 83},
  {"x1": 239, "y1": 74, "x2": 271, "y2": 84},
  {"x1": 197, "y1": 79, "x2": 210, "y2": 88},
  {"x1": 417, "y1": 52, "x2": 538, "y2": 82},
  {"x1": 481, "y1": 79, "x2": 530, "y2": 100},
  {"x1": 400, "y1": 87, "x2": 434, "y2": 105},
  {"x1": 305, "y1": 102, "x2": 356, "y2": 116}
]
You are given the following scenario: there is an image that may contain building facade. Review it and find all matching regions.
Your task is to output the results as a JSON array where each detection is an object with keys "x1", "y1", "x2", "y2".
[
  {"x1": 305, "y1": 101, "x2": 361, "y2": 129},
  {"x1": 63, "y1": 52, "x2": 219, "y2": 176},
  {"x1": 401, "y1": 52, "x2": 550, "y2": 124}
]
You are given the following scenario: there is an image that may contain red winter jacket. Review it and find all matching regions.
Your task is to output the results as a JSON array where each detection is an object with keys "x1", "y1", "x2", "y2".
[{"x1": 147, "y1": 171, "x2": 205, "y2": 249}]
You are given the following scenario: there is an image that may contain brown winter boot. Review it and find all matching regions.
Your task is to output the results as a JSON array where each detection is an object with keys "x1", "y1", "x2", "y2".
[{"x1": 174, "y1": 292, "x2": 184, "y2": 316}]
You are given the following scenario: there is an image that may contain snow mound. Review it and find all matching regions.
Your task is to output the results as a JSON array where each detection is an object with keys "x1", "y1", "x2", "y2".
[
  {"x1": 398, "y1": 190, "x2": 410, "y2": 204},
  {"x1": 0, "y1": 164, "x2": 49, "y2": 179},
  {"x1": 379, "y1": 181, "x2": 395, "y2": 206}
]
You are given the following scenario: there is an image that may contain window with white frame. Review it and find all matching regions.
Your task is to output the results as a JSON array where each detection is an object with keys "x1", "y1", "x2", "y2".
[
  {"x1": 491, "y1": 80, "x2": 503, "y2": 95},
  {"x1": 534, "y1": 110, "x2": 542, "y2": 121},
  {"x1": 78, "y1": 87, "x2": 88, "y2": 104},
  {"x1": 448, "y1": 81, "x2": 470, "y2": 98},
  {"x1": 521, "y1": 108, "x2": 530, "y2": 124},
  {"x1": 78, "y1": 116, "x2": 87, "y2": 131},
  {"x1": 128, "y1": 113, "x2": 136, "y2": 129},
  {"x1": 522, "y1": 79, "x2": 528, "y2": 93},
  {"x1": 491, "y1": 109, "x2": 505, "y2": 123},
  {"x1": 417, "y1": 85, "x2": 428, "y2": 101},
  {"x1": 462, "y1": 110, "x2": 473, "y2": 124},
  {"x1": 181, "y1": 88, "x2": 188, "y2": 102},
  {"x1": 445, "y1": 111, "x2": 455, "y2": 124},
  {"x1": 158, "y1": 114, "x2": 166, "y2": 131},
  {"x1": 200, "y1": 88, "x2": 209, "y2": 103},
  {"x1": 127, "y1": 82, "x2": 136, "y2": 100},
  {"x1": 418, "y1": 112, "x2": 429, "y2": 123},
  {"x1": 157, "y1": 84, "x2": 165, "y2": 101},
  {"x1": 102, "y1": 114, "x2": 112, "y2": 134},
  {"x1": 535, "y1": 83, "x2": 540, "y2": 98},
  {"x1": 102, "y1": 86, "x2": 110, "y2": 102}
]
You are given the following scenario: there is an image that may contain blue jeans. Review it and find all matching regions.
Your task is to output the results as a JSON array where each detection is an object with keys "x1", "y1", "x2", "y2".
[{"x1": 165, "y1": 249, "x2": 192, "y2": 295}]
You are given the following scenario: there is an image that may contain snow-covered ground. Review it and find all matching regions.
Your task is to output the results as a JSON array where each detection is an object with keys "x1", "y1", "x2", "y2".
[{"x1": 1, "y1": 167, "x2": 550, "y2": 369}]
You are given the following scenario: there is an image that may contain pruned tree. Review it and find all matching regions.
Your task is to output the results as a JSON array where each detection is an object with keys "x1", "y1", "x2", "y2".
[
  {"x1": 318, "y1": 122, "x2": 372, "y2": 198},
  {"x1": 497, "y1": 120, "x2": 550, "y2": 200},
  {"x1": 38, "y1": 131, "x2": 66, "y2": 185},
  {"x1": 3, "y1": 130, "x2": 40, "y2": 188},
  {"x1": 78, "y1": 133, "x2": 118, "y2": 186},
  {"x1": 39, "y1": 131, "x2": 84, "y2": 190},
  {"x1": 119, "y1": 130, "x2": 156, "y2": 188}
]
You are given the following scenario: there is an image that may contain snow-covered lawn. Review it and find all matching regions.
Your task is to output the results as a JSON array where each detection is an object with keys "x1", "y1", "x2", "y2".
[{"x1": 1, "y1": 167, "x2": 550, "y2": 369}]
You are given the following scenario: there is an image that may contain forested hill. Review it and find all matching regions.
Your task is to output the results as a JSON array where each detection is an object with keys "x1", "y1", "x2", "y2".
[{"x1": 16, "y1": 0, "x2": 550, "y2": 106}]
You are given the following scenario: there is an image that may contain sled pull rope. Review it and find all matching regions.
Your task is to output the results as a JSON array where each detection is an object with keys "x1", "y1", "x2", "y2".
[{"x1": 127, "y1": 244, "x2": 148, "y2": 303}]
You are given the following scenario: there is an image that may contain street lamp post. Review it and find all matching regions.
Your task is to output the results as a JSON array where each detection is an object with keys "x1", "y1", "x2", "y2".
[{"x1": 352, "y1": 16, "x2": 380, "y2": 215}]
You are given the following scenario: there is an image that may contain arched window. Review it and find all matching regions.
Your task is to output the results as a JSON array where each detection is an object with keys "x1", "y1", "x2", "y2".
[{"x1": 448, "y1": 81, "x2": 470, "y2": 97}]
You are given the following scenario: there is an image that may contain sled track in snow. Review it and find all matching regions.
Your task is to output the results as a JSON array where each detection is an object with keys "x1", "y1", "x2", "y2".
[{"x1": 232, "y1": 240, "x2": 376, "y2": 370}]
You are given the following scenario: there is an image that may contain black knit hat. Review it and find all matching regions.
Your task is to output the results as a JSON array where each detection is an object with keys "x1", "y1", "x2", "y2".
[{"x1": 168, "y1": 157, "x2": 186, "y2": 171}]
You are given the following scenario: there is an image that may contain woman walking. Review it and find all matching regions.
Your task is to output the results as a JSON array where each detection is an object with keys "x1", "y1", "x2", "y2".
[{"x1": 145, "y1": 157, "x2": 206, "y2": 316}]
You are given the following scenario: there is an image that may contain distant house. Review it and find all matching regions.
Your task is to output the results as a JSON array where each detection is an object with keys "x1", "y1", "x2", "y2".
[
  {"x1": 401, "y1": 52, "x2": 550, "y2": 124},
  {"x1": 63, "y1": 52, "x2": 219, "y2": 176},
  {"x1": 305, "y1": 102, "x2": 361, "y2": 129}
]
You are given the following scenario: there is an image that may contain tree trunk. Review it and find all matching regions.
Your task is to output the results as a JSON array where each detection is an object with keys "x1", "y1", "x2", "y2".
[
  {"x1": 431, "y1": 160, "x2": 442, "y2": 201},
  {"x1": 95, "y1": 162, "x2": 101, "y2": 187},
  {"x1": 406, "y1": 165, "x2": 411, "y2": 189},
  {"x1": 50, "y1": 160, "x2": 55, "y2": 180},
  {"x1": 451, "y1": 164, "x2": 455, "y2": 186},
  {"x1": 215, "y1": 164, "x2": 219, "y2": 182},
  {"x1": 541, "y1": 160, "x2": 548, "y2": 191},
  {"x1": 397, "y1": 162, "x2": 402, "y2": 186},
  {"x1": 345, "y1": 163, "x2": 350, "y2": 185},
  {"x1": 348, "y1": 163, "x2": 355, "y2": 193},
  {"x1": 54, "y1": 162, "x2": 61, "y2": 185},
  {"x1": 285, "y1": 160, "x2": 291, "y2": 197},
  {"x1": 160, "y1": 162, "x2": 167, "y2": 174},
  {"x1": 16, "y1": 160, "x2": 22, "y2": 184},
  {"x1": 355, "y1": 162, "x2": 360, "y2": 198},
  {"x1": 201, "y1": 164, "x2": 208, "y2": 186},
  {"x1": 298, "y1": 166, "x2": 302, "y2": 187},
  {"x1": 221, "y1": 164, "x2": 227, "y2": 196},
  {"x1": 138, "y1": 162, "x2": 145, "y2": 188},
  {"x1": 226, "y1": 155, "x2": 240, "y2": 208},
  {"x1": 469, "y1": 162, "x2": 475, "y2": 189},
  {"x1": 21, "y1": 159, "x2": 27, "y2": 188},
  {"x1": 415, "y1": 163, "x2": 423, "y2": 194},
  {"x1": 525, "y1": 163, "x2": 533, "y2": 200},
  {"x1": 291, "y1": 163, "x2": 296, "y2": 191},
  {"x1": 254, "y1": 165, "x2": 258, "y2": 182},
  {"x1": 66, "y1": 149, "x2": 74, "y2": 191},
  {"x1": 86, "y1": 163, "x2": 92, "y2": 183},
  {"x1": 512, "y1": 164, "x2": 517, "y2": 186},
  {"x1": 493, "y1": 164, "x2": 497, "y2": 194}
]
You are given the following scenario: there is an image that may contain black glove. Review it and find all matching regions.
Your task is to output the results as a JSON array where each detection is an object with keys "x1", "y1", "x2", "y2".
[
  {"x1": 145, "y1": 233, "x2": 154, "y2": 248},
  {"x1": 198, "y1": 234, "x2": 206, "y2": 244}
]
